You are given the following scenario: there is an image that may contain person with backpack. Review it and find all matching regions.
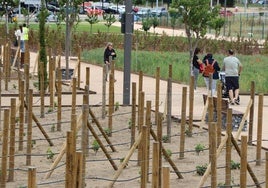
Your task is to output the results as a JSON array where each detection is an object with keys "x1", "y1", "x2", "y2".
[
  {"x1": 222, "y1": 49, "x2": 242, "y2": 105},
  {"x1": 202, "y1": 53, "x2": 221, "y2": 96},
  {"x1": 192, "y1": 47, "x2": 203, "y2": 90}
]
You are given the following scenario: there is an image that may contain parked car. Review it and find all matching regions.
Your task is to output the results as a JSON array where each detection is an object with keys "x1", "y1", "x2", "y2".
[
  {"x1": 151, "y1": 7, "x2": 168, "y2": 17},
  {"x1": 102, "y1": 7, "x2": 119, "y2": 14},
  {"x1": 86, "y1": 6, "x2": 103, "y2": 15},
  {"x1": 47, "y1": 4, "x2": 60, "y2": 12},
  {"x1": 34, "y1": 11, "x2": 58, "y2": 22},
  {"x1": 219, "y1": 9, "x2": 233, "y2": 17},
  {"x1": 258, "y1": 0, "x2": 268, "y2": 4},
  {"x1": 109, "y1": 5, "x2": 125, "y2": 14},
  {"x1": 136, "y1": 7, "x2": 151, "y2": 18}
]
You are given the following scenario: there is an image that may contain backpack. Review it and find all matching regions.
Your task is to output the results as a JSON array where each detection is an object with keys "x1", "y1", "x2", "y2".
[
  {"x1": 203, "y1": 59, "x2": 215, "y2": 77},
  {"x1": 199, "y1": 63, "x2": 205, "y2": 73}
]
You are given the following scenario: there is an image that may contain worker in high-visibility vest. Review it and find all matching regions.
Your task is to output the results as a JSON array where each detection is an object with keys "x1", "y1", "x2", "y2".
[{"x1": 22, "y1": 23, "x2": 29, "y2": 41}]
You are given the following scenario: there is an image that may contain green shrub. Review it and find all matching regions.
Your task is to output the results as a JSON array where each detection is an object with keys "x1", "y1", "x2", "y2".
[
  {"x1": 196, "y1": 164, "x2": 207, "y2": 176},
  {"x1": 195, "y1": 143, "x2": 205, "y2": 155}
]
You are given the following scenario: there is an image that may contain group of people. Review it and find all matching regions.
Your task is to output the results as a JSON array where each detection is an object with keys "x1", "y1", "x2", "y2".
[
  {"x1": 14, "y1": 23, "x2": 29, "y2": 68},
  {"x1": 192, "y1": 48, "x2": 242, "y2": 105}
]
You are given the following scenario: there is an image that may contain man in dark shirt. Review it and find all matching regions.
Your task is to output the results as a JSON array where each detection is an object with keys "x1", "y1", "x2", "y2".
[{"x1": 104, "y1": 42, "x2": 116, "y2": 81}]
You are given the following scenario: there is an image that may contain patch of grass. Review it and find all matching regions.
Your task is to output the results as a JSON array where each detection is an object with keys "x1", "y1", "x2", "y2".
[
  {"x1": 82, "y1": 49, "x2": 268, "y2": 94},
  {"x1": 195, "y1": 143, "x2": 206, "y2": 155},
  {"x1": 196, "y1": 164, "x2": 207, "y2": 176}
]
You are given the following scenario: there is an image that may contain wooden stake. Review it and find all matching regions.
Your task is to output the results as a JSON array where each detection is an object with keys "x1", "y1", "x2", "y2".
[
  {"x1": 131, "y1": 82, "x2": 136, "y2": 147},
  {"x1": 155, "y1": 67, "x2": 160, "y2": 125},
  {"x1": 248, "y1": 81, "x2": 255, "y2": 145},
  {"x1": 152, "y1": 142, "x2": 160, "y2": 188},
  {"x1": 28, "y1": 166, "x2": 36, "y2": 188},
  {"x1": 179, "y1": 87, "x2": 187, "y2": 159},
  {"x1": 240, "y1": 136, "x2": 248, "y2": 188},
  {"x1": 256, "y1": 94, "x2": 263, "y2": 166}
]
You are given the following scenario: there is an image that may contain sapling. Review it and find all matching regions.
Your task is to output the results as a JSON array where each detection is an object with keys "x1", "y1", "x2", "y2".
[
  {"x1": 104, "y1": 128, "x2": 112, "y2": 136},
  {"x1": 114, "y1": 101, "x2": 119, "y2": 111},
  {"x1": 92, "y1": 140, "x2": 100, "y2": 155},
  {"x1": 47, "y1": 148, "x2": 55, "y2": 161},
  {"x1": 196, "y1": 164, "x2": 207, "y2": 176},
  {"x1": 195, "y1": 143, "x2": 205, "y2": 155},
  {"x1": 162, "y1": 135, "x2": 169, "y2": 143}
]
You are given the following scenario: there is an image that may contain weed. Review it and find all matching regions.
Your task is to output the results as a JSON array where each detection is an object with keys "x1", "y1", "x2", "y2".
[
  {"x1": 185, "y1": 126, "x2": 192, "y2": 137},
  {"x1": 162, "y1": 135, "x2": 169, "y2": 143},
  {"x1": 46, "y1": 148, "x2": 55, "y2": 161},
  {"x1": 114, "y1": 101, "x2": 119, "y2": 111},
  {"x1": 128, "y1": 119, "x2": 132, "y2": 129},
  {"x1": 164, "y1": 149, "x2": 172, "y2": 161},
  {"x1": 195, "y1": 143, "x2": 205, "y2": 155},
  {"x1": 54, "y1": 101, "x2": 58, "y2": 107},
  {"x1": 13, "y1": 84, "x2": 17, "y2": 89},
  {"x1": 196, "y1": 164, "x2": 207, "y2": 176},
  {"x1": 92, "y1": 140, "x2": 100, "y2": 155},
  {"x1": 31, "y1": 140, "x2": 36, "y2": 148},
  {"x1": 15, "y1": 117, "x2": 20, "y2": 123},
  {"x1": 104, "y1": 128, "x2": 112, "y2": 136},
  {"x1": 51, "y1": 124, "x2": 55, "y2": 132},
  {"x1": 231, "y1": 160, "x2": 240, "y2": 170},
  {"x1": 47, "y1": 107, "x2": 53, "y2": 113}
]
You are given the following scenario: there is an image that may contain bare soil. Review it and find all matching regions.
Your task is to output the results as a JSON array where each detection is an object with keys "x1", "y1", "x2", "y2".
[{"x1": 0, "y1": 73, "x2": 266, "y2": 188}]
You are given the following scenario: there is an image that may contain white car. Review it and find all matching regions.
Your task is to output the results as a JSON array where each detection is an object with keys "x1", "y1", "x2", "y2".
[
  {"x1": 110, "y1": 5, "x2": 125, "y2": 14},
  {"x1": 34, "y1": 11, "x2": 58, "y2": 22}
]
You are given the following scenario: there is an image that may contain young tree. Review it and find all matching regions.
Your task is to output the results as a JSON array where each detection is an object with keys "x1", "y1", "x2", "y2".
[
  {"x1": 85, "y1": 12, "x2": 99, "y2": 35},
  {"x1": 151, "y1": 16, "x2": 159, "y2": 33},
  {"x1": 171, "y1": 0, "x2": 221, "y2": 81},
  {"x1": 141, "y1": 17, "x2": 152, "y2": 34},
  {"x1": 103, "y1": 13, "x2": 116, "y2": 33}
]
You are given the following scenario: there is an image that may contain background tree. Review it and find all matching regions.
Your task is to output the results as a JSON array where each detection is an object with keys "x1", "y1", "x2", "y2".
[
  {"x1": 171, "y1": 0, "x2": 221, "y2": 81},
  {"x1": 85, "y1": 12, "x2": 99, "y2": 35},
  {"x1": 103, "y1": 13, "x2": 116, "y2": 33},
  {"x1": 58, "y1": 0, "x2": 82, "y2": 79},
  {"x1": 39, "y1": 0, "x2": 48, "y2": 89},
  {"x1": 141, "y1": 17, "x2": 152, "y2": 34},
  {"x1": 169, "y1": 8, "x2": 180, "y2": 36},
  {"x1": 151, "y1": 16, "x2": 159, "y2": 33}
]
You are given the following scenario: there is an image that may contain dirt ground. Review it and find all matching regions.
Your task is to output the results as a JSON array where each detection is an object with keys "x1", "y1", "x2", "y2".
[{"x1": 1, "y1": 100, "x2": 267, "y2": 188}]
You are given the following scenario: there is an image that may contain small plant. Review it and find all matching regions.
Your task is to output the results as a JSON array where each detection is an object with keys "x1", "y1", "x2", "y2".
[
  {"x1": 47, "y1": 107, "x2": 53, "y2": 113},
  {"x1": 114, "y1": 101, "x2": 119, "y2": 111},
  {"x1": 162, "y1": 135, "x2": 169, "y2": 143},
  {"x1": 46, "y1": 148, "x2": 55, "y2": 161},
  {"x1": 164, "y1": 149, "x2": 172, "y2": 161},
  {"x1": 54, "y1": 101, "x2": 58, "y2": 107},
  {"x1": 120, "y1": 157, "x2": 128, "y2": 168},
  {"x1": 15, "y1": 117, "x2": 20, "y2": 123},
  {"x1": 230, "y1": 160, "x2": 240, "y2": 170},
  {"x1": 185, "y1": 126, "x2": 192, "y2": 137},
  {"x1": 51, "y1": 124, "x2": 55, "y2": 132},
  {"x1": 196, "y1": 164, "x2": 207, "y2": 176},
  {"x1": 13, "y1": 84, "x2": 17, "y2": 89},
  {"x1": 128, "y1": 119, "x2": 132, "y2": 129},
  {"x1": 195, "y1": 143, "x2": 205, "y2": 155},
  {"x1": 104, "y1": 128, "x2": 112, "y2": 136},
  {"x1": 31, "y1": 140, "x2": 36, "y2": 148},
  {"x1": 92, "y1": 140, "x2": 100, "y2": 155}
]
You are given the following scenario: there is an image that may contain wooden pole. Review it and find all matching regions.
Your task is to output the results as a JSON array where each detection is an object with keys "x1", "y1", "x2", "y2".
[
  {"x1": 225, "y1": 108, "x2": 232, "y2": 186},
  {"x1": 188, "y1": 76, "x2": 194, "y2": 135},
  {"x1": 71, "y1": 77, "x2": 77, "y2": 115},
  {"x1": 138, "y1": 91, "x2": 145, "y2": 166},
  {"x1": 40, "y1": 62, "x2": 45, "y2": 118},
  {"x1": 24, "y1": 53, "x2": 30, "y2": 124},
  {"x1": 152, "y1": 142, "x2": 160, "y2": 188},
  {"x1": 18, "y1": 80, "x2": 24, "y2": 151},
  {"x1": 28, "y1": 166, "x2": 36, "y2": 188},
  {"x1": 108, "y1": 73, "x2": 114, "y2": 136},
  {"x1": 256, "y1": 94, "x2": 263, "y2": 166},
  {"x1": 141, "y1": 125, "x2": 148, "y2": 188},
  {"x1": 131, "y1": 82, "x2": 136, "y2": 147},
  {"x1": 155, "y1": 67, "x2": 160, "y2": 125},
  {"x1": 7, "y1": 98, "x2": 16, "y2": 182},
  {"x1": 0, "y1": 109, "x2": 10, "y2": 188},
  {"x1": 248, "y1": 81, "x2": 255, "y2": 145},
  {"x1": 26, "y1": 89, "x2": 33, "y2": 166},
  {"x1": 57, "y1": 67, "x2": 62, "y2": 131},
  {"x1": 86, "y1": 67, "x2": 90, "y2": 88},
  {"x1": 179, "y1": 87, "x2": 187, "y2": 159},
  {"x1": 109, "y1": 133, "x2": 142, "y2": 188},
  {"x1": 157, "y1": 113, "x2": 163, "y2": 187},
  {"x1": 102, "y1": 64, "x2": 106, "y2": 119},
  {"x1": 210, "y1": 122, "x2": 217, "y2": 188},
  {"x1": 265, "y1": 152, "x2": 268, "y2": 188},
  {"x1": 76, "y1": 151, "x2": 83, "y2": 188},
  {"x1": 208, "y1": 96, "x2": 214, "y2": 163},
  {"x1": 240, "y1": 136, "x2": 248, "y2": 188},
  {"x1": 0, "y1": 72, "x2": 2, "y2": 131},
  {"x1": 166, "y1": 65, "x2": 172, "y2": 142},
  {"x1": 81, "y1": 100, "x2": 88, "y2": 187},
  {"x1": 216, "y1": 82, "x2": 222, "y2": 147},
  {"x1": 146, "y1": 101, "x2": 151, "y2": 181},
  {"x1": 162, "y1": 166, "x2": 170, "y2": 188},
  {"x1": 77, "y1": 47, "x2": 81, "y2": 88},
  {"x1": 65, "y1": 131, "x2": 74, "y2": 188}
]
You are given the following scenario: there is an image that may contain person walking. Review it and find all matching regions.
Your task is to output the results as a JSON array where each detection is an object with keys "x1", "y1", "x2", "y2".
[
  {"x1": 103, "y1": 42, "x2": 116, "y2": 82},
  {"x1": 192, "y1": 47, "x2": 203, "y2": 90},
  {"x1": 222, "y1": 49, "x2": 242, "y2": 105},
  {"x1": 15, "y1": 25, "x2": 25, "y2": 68},
  {"x1": 202, "y1": 53, "x2": 220, "y2": 96}
]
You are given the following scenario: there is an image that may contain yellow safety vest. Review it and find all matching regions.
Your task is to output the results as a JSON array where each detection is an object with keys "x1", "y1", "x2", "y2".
[{"x1": 23, "y1": 27, "x2": 29, "y2": 41}]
